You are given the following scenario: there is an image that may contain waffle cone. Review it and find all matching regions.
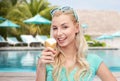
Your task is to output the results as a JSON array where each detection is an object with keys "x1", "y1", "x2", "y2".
[{"x1": 44, "y1": 38, "x2": 56, "y2": 48}]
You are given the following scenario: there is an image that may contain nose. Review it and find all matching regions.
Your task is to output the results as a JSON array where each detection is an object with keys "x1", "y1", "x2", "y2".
[{"x1": 57, "y1": 28, "x2": 63, "y2": 36}]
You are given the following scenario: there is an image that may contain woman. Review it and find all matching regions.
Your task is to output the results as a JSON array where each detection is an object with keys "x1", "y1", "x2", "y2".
[{"x1": 36, "y1": 6, "x2": 116, "y2": 81}]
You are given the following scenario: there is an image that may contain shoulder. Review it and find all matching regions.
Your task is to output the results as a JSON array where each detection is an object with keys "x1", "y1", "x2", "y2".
[
  {"x1": 87, "y1": 54, "x2": 102, "y2": 63},
  {"x1": 86, "y1": 54, "x2": 103, "y2": 73}
]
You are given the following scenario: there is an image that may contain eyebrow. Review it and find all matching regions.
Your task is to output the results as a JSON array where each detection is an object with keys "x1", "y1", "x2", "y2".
[
  {"x1": 52, "y1": 23, "x2": 68, "y2": 27},
  {"x1": 51, "y1": 25, "x2": 57, "y2": 28},
  {"x1": 61, "y1": 23, "x2": 68, "y2": 26}
]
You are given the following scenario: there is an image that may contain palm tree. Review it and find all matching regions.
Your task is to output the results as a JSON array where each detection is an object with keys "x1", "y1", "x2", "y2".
[
  {"x1": 0, "y1": 0, "x2": 18, "y2": 16},
  {"x1": 6, "y1": 0, "x2": 54, "y2": 37},
  {"x1": 0, "y1": 0, "x2": 18, "y2": 38}
]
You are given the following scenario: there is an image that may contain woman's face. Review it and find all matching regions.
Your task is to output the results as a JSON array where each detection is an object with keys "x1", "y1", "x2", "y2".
[{"x1": 51, "y1": 14, "x2": 79, "y2": 47}]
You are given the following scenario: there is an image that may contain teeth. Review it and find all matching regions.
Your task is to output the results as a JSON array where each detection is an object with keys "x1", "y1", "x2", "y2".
[
  {"x1": 58, "y1": 38, "x2": 65, "y2": 41},
  {"x1": 59, "y1": 39, "x2": 64, "y2": 41}
]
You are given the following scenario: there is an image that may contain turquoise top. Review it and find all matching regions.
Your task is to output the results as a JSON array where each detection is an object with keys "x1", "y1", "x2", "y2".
[{"x1": 46, "y1": 54, "x2": 103, "y2": 81}]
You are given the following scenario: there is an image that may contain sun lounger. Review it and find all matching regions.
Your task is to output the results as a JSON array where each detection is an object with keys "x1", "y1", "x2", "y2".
[
  {"x1": 0, "y1": 35, "x2": 9, "y2": 47},
  {"x1": 6, "y1": 37, "x2": 27, "y2": 46},
  {"x1": 20, "y1": 35, "x2": 42, "y2": 47},
  {"x1": 35, "y1": 35, "x2": 48, "y2": 44}
]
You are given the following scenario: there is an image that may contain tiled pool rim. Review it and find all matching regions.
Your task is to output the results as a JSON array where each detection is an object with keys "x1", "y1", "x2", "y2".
[
  {"x1": 0, "y1": 72, "x2": 119, "y2": 81},
  {"x1": 0, "y1": 47, "x2": 119, "y2": 51}
]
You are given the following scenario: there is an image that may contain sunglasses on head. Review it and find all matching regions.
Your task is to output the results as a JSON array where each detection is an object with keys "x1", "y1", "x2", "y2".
[{"x1": 50, "y1": 6, "x2": 78, "y2": 22}]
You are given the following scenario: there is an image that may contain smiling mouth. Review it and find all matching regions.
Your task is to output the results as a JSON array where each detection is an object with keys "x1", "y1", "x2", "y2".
[{"x1": 57, "y1": 37, "x2": 66, "y2": 43}]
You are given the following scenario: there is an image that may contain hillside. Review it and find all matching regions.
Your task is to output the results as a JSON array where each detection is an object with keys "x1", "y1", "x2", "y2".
[{"x1": 76, "y1": 10, "x2": 120, "y2": 36}]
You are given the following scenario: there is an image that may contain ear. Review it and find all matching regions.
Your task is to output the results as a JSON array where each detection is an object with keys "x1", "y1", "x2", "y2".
[{"x1": 75, "y1": 23, "x2": 80, "y2": 33}]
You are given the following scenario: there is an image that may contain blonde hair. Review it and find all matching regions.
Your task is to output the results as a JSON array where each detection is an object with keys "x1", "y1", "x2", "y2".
[{"x1": 50, "y1": 8, "x2": 91, "y2": 81}]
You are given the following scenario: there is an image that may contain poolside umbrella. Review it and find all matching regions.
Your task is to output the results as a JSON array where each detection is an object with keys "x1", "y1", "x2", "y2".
[
  {"x1": 0, "y1": 20, "x2": 20, "y2": 37},
  {"x1": 96, "y1": 34, "x2": 113, "y2": 47},
  {"x1": 0, "y1": 16, "x2": 6, "y2": 21},
  {"x1": 81, "y1": 23, "x2": 88, "y2": 34},
  {"x1": 81, "y1": 23, "x2": 88, "y2": 28},
  {"x1": 0, "y1": 20, "x2": 20, "y2": 28},
  {"x1": 112, "y1": 31, "x2": 120, "y2": 37},
  {"x1": 23, "y1": 14, "x2": 51, "y2": 24},
  {"x1": 111, "y1": 31, "x2": 120, "y2": 47},
  {"x1": 23, "y1": 14, "x2": 51, "y2": 34},
  {"x1": 96, "y1": 34, "x2": 113, "y2": 40}
]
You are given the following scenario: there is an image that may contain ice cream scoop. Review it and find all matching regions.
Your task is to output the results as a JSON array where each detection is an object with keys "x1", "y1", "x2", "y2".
[{"x1": 44, "y1": 38, "x2": 56, "y2": 49}]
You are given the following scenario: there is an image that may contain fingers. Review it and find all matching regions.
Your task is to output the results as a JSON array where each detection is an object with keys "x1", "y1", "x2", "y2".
[
  {"x1": 38, "y1": 47, "x2": 57, "y2": 64},
  {"x1": 42, "y1": 51, "x2": 55, "y2": 58},
  {"x1": 43, "y1": 47, "x2": 56, "y2": 54}
]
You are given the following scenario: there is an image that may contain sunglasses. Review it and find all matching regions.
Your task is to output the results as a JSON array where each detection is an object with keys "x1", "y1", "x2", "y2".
[{"x1": 50, "y1": 6, "x2": 78, "y2": 22}]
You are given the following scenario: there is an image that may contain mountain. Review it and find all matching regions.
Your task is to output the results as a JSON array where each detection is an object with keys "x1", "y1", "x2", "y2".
[{"x1": 77, "y1": 10, "x2": 120, "y2": 36}]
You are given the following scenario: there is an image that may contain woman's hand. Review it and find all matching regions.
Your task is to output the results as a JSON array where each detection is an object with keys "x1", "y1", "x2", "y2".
[
  {"x1": 36, "y1": 47, "x2": 56, "y2": 81},
  {"x1": 38, "y1": 47, "x2": 56, "y2": 66}
]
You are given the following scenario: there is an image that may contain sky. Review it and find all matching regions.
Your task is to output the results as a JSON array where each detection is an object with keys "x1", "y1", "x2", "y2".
[{"x1": 48, "y1": 0, "x2": 120, "y2": 12}]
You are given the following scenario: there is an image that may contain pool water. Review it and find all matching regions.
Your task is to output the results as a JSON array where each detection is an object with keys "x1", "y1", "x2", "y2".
[
  {"x1": 88, "y1": 49, "x2": 120, "y2": 72},
  {"x1": 0, "y1": 49, "x2": 120, "y2": 72},
  {"x1": 0, "y1": 51, "x2": 40, "y2": 72}
]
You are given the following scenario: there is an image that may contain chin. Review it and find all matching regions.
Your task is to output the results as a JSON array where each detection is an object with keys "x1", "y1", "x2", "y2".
[{"x1": 58, "y1": 44, "x2": 67, "y2": 48}]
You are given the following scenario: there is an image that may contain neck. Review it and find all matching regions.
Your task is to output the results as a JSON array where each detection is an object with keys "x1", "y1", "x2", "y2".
[
  {"x1": 61, "y1": 42, "x2": 77, "y2": 60},
  {"x1": 61, "y1": 44, "x2": 77, "y2": 70},
  {"x1": 59, "y1": 42, "x2": 78, "y2": 69}
]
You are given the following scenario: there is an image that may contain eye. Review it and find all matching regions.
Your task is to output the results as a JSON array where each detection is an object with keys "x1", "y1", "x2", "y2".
[
  {"x1": 52, "y1": 26, "x2": 58, "y2": 30},
  {"x1": 63, "y1": 26, "x2": 68, "y2": 29}
]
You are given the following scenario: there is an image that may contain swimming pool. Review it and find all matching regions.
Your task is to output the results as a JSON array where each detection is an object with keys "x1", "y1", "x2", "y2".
[
  {"x1": 0, "y1": 49, "x2": 120, "y2": 72},
  {"x1": 88, "y1": 49, "x2": 120, "y2": 72}
]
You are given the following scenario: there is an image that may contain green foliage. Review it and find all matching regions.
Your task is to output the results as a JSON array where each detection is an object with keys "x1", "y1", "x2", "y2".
[
  {"x1": 40, "y1": 25, "x2": 50, "y2": 35},
  {"x1": 84, "y1": 34, "x2": 92, "y2": 41},
  {"x1": 84, "y1": 34, "x2": 106, "y2": 47},
  {"x1": 0, "y1": 0, "x2": 18, "y2": 38},
  {"x1": 88, "y1": 40, "x2": 106, "y2": 47},
  {"x1": 0, "y1": 0, "x2": 54, "y2": 39},
  {"x1": 0, "y1": 0, "x2": 18, "y2": 16}
]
